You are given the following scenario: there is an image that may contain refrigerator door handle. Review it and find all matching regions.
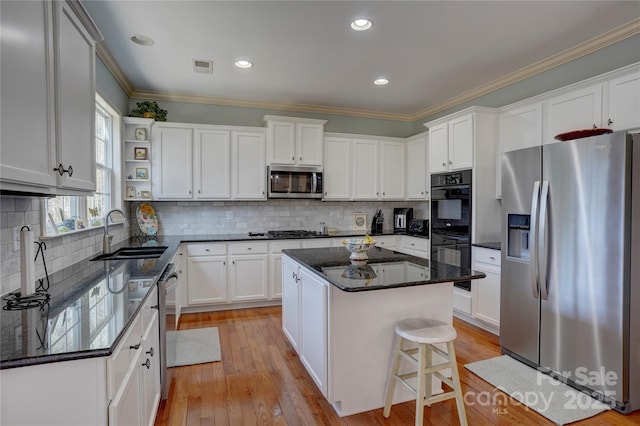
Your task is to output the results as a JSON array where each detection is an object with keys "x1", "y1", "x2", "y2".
[
  {"x1": 539, "y1": 180, "x2": 550, "y2": 300},
  {"x1": 530, "y1": 180, "x2": 541, "y2": 298}
]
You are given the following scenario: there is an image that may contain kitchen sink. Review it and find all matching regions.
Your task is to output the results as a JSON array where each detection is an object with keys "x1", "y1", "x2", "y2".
[{"x1": 90, "y1": 246, "x2": 168, "y2": 261}]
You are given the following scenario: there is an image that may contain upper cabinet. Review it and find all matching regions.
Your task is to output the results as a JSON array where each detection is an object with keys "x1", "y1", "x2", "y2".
[
  {"x1": 0, "y1": 0, "x2": 101, "y2": 194},
  {"x1": 323, "y1": 136, "x2": 351, "y2": 200},
  {"x1": 153, "y1": 124, "x2": 194, "y2": 199},
  {"x1": 351, "y1": 139, "x2": 379, "y2": 200},
  {"x1": 232, "y1": 130, "x2": 266, "y2": 199},
  {"x1": 607, "y1": 70, "x2": 640, "y2": 132},
  {"x1": 427, "y1": 113, "x2": 474, "y2": 173},
  {"x1": 405, "y1": 133, "x2": 429, "y2": 200},
  {"x1": 544, "y1": 83, "x2": 603, "y2": 143},
  {"x1": 264, "y1": 116, "x2": 326, "y2": 166},
  {"x1": 194, "y1": 129, "x2": 231, "y2": 199}
]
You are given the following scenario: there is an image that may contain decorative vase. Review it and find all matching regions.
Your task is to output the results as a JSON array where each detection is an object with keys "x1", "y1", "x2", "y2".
[{"x1": 143, "y1": 112, "x2": 154, "y2": 119}]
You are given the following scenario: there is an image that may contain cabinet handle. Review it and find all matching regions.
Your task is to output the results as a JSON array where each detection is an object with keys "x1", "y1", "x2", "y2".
[
  {"x1": 146, "y1": 347, "x2": 154, "y2": 357},
  {"x1": 53, "y1": 163, "x2": 73, "y2": 177},
  {"x1": 292, "y1": 272, "x2": 296, "y2": 279},
  {"x1": 232, "y1": 260, "x2": 235, "y2": 265},
  {"x1": 489, "y1": 256, "x2": 496, "y2": 260},
  {"x1": 198, "y1": 190, "x2": 201, "y2": 194},
  {"x1": 223, "y1": 261, "x2": 226, "y2": 266},
  {"x1": 421, "y1": 191, "x2": 424, "y2": 195},
  {"x1": 442, "y1": 162, "x2": 446, "y2": 167},
  {"x1": 151, "y1": 304, "x2": 159, "y2": 310},
  {"x1": 592, "y1": 124, "x2": 597, "y2": 129},
  {"x1": 448, "y1": 160, "x2": 452, "y2": 165},
  {"x1": 292, "y1": 156, "x2": 295, "y2": 161},
  {"x1": 129, "y1": 343, "x2": 141, "y2": 350},
  {"x1": 608, "y1": 118, "x2": 613, "y2": 126},
  {"x1": 247, "y1": 247, "x2": 252, "y2": 250},
  {"x1": 189, "y1": 190, "x2": 192, "y2": 194},
  {"x1": 142, "y1": 359, "x2": 151, "y2": 369},
  {"x1": 205, "y1": 249, "x2": 210, "y2": 252}
]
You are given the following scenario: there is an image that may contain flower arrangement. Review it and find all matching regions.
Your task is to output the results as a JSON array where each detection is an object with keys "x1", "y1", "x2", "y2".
[{"x1": 129, "y1": 100, "x2": 167, "y2": 121}]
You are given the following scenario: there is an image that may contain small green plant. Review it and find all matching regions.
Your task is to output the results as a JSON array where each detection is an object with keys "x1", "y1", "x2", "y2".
[{"x1": 129, "y1": 100, "x2": 167, "y2": 121}]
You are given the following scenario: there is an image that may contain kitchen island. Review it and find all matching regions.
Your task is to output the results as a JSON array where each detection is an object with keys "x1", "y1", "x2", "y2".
[{"x1": 281, "y1": 246, "x2": 485, "y2": 417}]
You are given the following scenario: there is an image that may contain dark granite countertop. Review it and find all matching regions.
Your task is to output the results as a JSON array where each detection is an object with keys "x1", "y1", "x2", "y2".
[
  {"x1": 173, "y1": 229, "x2": 428, "y2": 242},
  {"x1": 0, "y1": 231, "x2": 428, "y2": 369},
  {"x1": 282, "y1": 246, "x2": 485, "y2": 292},
  {"x1": 472, "y1": 241, "x2": 501, "y2": 251}
]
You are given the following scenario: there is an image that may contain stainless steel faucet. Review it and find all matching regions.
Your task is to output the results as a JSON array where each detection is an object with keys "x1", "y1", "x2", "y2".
[{"x1": 103, "y1": 208, "x2": 127, "y2": 254}]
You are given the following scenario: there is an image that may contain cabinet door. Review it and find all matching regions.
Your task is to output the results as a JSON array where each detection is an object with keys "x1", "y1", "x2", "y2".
[
  {"x1": 472, "y1": 249, "x2": 501, "y2": 330},
  {"x1": 232, "y1": 131, "x2": 266, "y2": 199},
  {"x1": 323, "y1": 137, "x2": 351, "y2": 200},
  {"x1": 229, "y1": 255, "x2": 268, "y2": 302},
  {"x1": 281, "y1": 256, "x2": 301, "y2": 351},
  {"x1": 0, "y1": 0, "x2": 57, "y2": 189},
  {"x1": 406, "y1": 136, "x2": 428, "y2": 200},
  {"x1": 154, "y1": 125, "x2": 193, "y2": 199},
  {"x1": 545, "y1": 84, "x2": 603, "y2": 143},
  {"x1": 497, "y1": 103, "x2": 542, "y2": 198},
  {"x1": 187, "y1": 256, "x2": 227, "y2": 305},
  {"x1": 195, "y1": 129, "x2": 230, "y2": 199},
  {"x1": 270, "y1": 241, "x2": 301, "y2": 299},
  {"x1": 140, "y1": 312, "x2": 160, "y2": 426},
  {"x1": 380, "y1": 141, "x2": 405, "y2": 199},
  {"x1": 54, "y1": 1, "x2": 96, "y2": 191},
  {"x1": 296, "y1": 122, "x2": 324, "y2": 165},
  {"x1": 269, "y1": 120, "x2": 296, "y2": 164},
  {"x1": 108, "y1": 350, "x2": 143, "y2": 426},
  {"x1": 448, "y1": 114, "x2": 473, "y2": 170},
  {"x1": 607, "y1": 70, "x2": 640, "y2": 131},
  {"x1": 428, "y1": 123, "x2": 449, "y2": 173},
  {"x1": 351, "y1": 139, "x2": 379, "y2": 200},
  {"x1": 299, "y1": 268, "x2": 328, "y2": 396}
]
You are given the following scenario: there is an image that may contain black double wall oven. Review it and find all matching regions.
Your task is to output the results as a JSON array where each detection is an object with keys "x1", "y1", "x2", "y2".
[{"x1": 430, "y1": 170, "x2": 472, "y2": 291}]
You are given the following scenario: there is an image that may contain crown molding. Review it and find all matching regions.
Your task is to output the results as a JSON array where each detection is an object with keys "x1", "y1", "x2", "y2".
[
  {"x1": 95, "y1": 42, "x2": 134, "y2": 95},
  {"x1": 98, "y1": 18, "x2": 639, "y2": 124},
  {"x1": 129, "y1": 90, "x2": 412, "y2": 122},
  {"x1": 410, "y1": 18, "x2": 640, "y2": 122}
]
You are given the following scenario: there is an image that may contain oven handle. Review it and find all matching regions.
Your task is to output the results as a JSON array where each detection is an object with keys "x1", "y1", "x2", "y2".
[{"x1": 164, "y1": 272, "x2": 180, "y2": 294}]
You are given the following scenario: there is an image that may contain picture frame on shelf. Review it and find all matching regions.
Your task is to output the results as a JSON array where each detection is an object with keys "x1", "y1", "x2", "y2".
[
  {"x1": 140, "y1": 190, "x2": 152, "y2": 199},
  {"x1": 135, "y1": 127, "x2": 147, "y2": 140},
  {"x1": 126, "y1": 186, "x2": 136, "y2": 198},
  {"x1": 135, "y1": 167, "x2": 148, "y2": 180},
  {"x1": 134, "y1": 147, "x2": 148, "y2": 160}
]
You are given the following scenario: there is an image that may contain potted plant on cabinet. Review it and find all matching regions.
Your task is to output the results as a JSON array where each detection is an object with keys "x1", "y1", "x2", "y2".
[{"x1": 129, "y1": 101, "x2": 167, "y2": 121}]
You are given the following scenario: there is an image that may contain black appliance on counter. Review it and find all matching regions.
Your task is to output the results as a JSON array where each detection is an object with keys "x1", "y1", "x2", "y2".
[
  {"x1": 393, "y1": 208, "x2": 413, "y2": 233},
  {"x1": 430, "y1": 170, "x2": 472, "y2": 291},
  {"x1": 370, "y1": 209, "x2": 384, "y2": 234},
  {"x1": 408, "y1": 219, "x2": 429, "y2": 237}
]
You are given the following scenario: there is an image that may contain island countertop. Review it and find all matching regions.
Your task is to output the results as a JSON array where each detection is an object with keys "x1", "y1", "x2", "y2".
[{"x1": 282, "y1": 246, "x2": 486, "y2": 292}]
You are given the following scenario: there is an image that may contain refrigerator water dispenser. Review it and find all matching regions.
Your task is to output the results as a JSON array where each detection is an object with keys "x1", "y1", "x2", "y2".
[{"x1": 507, "y1": 214, "x2": 530, "y2": 260}]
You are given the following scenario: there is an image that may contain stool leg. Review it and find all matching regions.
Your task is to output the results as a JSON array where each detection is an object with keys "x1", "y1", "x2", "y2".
[
  {"x1": 447, "y1": 341, "x2": 468, "y2": 426},
  {"x1": 383, "y1": 336, "x2": 403, "y2": 418},
  {"x1": 424, "y1": 344, "x2": 432, "y2": 407},
  {"x1": 415, "y1": 343, "x2": 426, "y2": 426}
]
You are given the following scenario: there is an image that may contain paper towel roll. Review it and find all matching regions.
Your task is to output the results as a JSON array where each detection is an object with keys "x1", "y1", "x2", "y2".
[{"x1": 20, "y1": 228, "x2": 35, "y2": 295}]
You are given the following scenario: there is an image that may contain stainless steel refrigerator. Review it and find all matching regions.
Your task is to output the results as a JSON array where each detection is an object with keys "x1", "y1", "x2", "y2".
[{"x1": 500, "y1": 131, "x2": 640, "y2": 413}]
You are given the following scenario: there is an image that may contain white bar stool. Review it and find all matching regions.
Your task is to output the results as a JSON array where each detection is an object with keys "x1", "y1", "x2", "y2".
[{"x1": 383, "y1": 318, "x2": 467, "y2": 426}]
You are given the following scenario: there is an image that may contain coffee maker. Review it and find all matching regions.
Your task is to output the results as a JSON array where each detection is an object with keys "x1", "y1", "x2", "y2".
[{"x1": 393, "y1": 208, "x2": 413, "y2": 233}]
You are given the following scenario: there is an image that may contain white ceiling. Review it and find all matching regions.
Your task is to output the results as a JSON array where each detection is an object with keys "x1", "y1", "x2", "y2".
[{"x1": 83, "y1": 1, "x2": 640, "y2": 120}]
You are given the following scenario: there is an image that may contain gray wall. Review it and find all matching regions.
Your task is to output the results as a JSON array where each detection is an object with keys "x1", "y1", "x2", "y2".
[{"x1": 96, "y1": 56, "x2": 129, "y2": 115}]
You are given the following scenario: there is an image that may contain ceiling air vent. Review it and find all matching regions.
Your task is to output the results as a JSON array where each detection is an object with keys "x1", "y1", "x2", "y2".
[{"x1": 193, "y1": 59, "x2": 213, "y2": 74}]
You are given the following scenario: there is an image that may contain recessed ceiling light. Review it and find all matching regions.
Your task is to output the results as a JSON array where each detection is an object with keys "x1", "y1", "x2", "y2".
[
  {"x1": 374, "y1": 78, "x2": 389, "y2": 86},
  {"x1": 350, "y1": 18, "x2": 373, "y2": 31},
  {"x1": 130, "y1": 34, "x2": 154, "y2": 46},
  {"x1": 235, "y1": 60, "x2": 253, "y2": 69}
]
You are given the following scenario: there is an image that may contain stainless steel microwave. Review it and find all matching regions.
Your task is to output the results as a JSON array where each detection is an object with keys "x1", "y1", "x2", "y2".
[{"x1": 267, "y1": 166, "x2": 323, "y2": 199}]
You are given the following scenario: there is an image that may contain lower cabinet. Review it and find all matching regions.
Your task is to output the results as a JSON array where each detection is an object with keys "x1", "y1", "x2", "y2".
[
  {"x1": 108, "y1": 286, "x2": 160, "y2": 426},
  {"x1": 397, "y1": 235, "x2": 430, "y2": 259},
  {"x1": 471, "y1": 247, "x2": 501, "y2": 332},
  {"x1": 282, "y1": 255, "x2": 302, "y2": 351},
  {"x1": 187, "y1": 245, "x2": 228, "y2": 305},
  {"x1": 229, "y1": 242, "x2": 269, "y2": 301},
  {"x1": 270, "y1": 240, "x2": 302, "y2": 299}
]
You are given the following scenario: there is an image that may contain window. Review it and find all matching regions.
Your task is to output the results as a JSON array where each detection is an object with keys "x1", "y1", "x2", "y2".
[{"x1": 43, "y1": 94, "x2": 121, "y2": 236}]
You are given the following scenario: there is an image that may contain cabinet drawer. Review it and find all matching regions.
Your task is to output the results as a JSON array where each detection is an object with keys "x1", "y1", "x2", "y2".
[
  {"x1": 229, "y1": 241, "x2": 268, "y2": 255},
  {"x1": 401, "y1": 236, "x2": 429, "y2": 252},
  {"x1": 270, "y1": 240, "x2": 302, "y2": 253},
  {"x1": 374, "y1": 235, "x2": 398, "y2": 249},
  {"x1": 187, "y1": 243, "x2": 226, "y2": 256},
  {"x1": 108, "y1": 313, "x2": 143, "y2": 398},
  {"x1": 473, "y1": 247, "x2": 501, "y2": 266}
]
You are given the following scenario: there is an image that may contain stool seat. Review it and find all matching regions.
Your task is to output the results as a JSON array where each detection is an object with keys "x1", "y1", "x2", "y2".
[{"x1": 395, "y1": 318, "x2": 457, "y2": 344}]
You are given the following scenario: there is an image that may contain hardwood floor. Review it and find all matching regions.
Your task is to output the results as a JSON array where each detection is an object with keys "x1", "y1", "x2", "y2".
[{"x1": 155, "y1": 307, "x2": 640, "y2": 425}]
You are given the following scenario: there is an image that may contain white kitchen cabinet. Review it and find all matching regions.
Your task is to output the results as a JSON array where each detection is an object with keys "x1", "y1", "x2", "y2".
[
  {"x1": 472, "y1": 247, "x2": 501, "y2": 333},
  {"x1": 299, "y1": 267, "x2": 329, "y2": 396},
  {"x1": 398, "y1": 235, "x2": 430, "y2": 259},
  {"x1": 607, "y1": 69, "x2": 640, "y2": 131},
  {"x1": 0, "y1": 0, "x2": 100, "y2": 194},
  {"x1": 194, "y1": 129, "x2": 231, "y2": 199},
  {"x1": 139, "y1": 304, "x2": 160, "y2": 426},
  {"x1": 496, "y1": 103, "x2": 543, "y2": 198},
  {"x1": 187, "y1": 244, "x2": 228, "y2": 305},
  {"x1": 351, "y1": 139, "x2": 379, "y2": 200},
  {"x1": 428, "y1": 113, "x2": 473, "y2": 173},
  {"x1": 270, "y1": 240, "x2": 302, "y2": 299},
  {"x1": 380, "y1": 140, "x2": 405, "y2": 200},
  {"x1": 123, "y1": 117, "x2": 154, "y2": 200},
  {"x1": 232, "y1": 130, "x2": 266, "y2": 199},
  {"x1": 229, "y1": 242, "x2": 269, "y2": 302},
  {"x1": 264, "y1": 116, "x2": 326, "y2": 166},
  {"x1": 373, "y1": 235, "x2": 398, "y2": 250},
  {"x1": 544, "y1": 83, "x2": 603, "y2": 143},
  {"x1": 153, "y1": 124, "x2": 194, "y2": 199},
  {"x1": 302, "y1": 238, "x2": 332, "y2": 248},
  {"x1": 282, "y1": 256, "x2": 301, "y2": 351},
  {"x1": 406, "y1": 133, "x2": 429, "y2": 200},
  {"x1": 323, "y1": 136, "x2": 351, "y2": 200}
]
